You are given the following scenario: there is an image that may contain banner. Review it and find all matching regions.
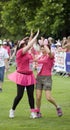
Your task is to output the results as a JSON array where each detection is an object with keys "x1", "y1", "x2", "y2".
[
  {"x1": 54, "y1": 51, "x2": 70, "y2": 72},
  {"x1": 65, "y1": 52, "x2": 70, "y2": 72}
]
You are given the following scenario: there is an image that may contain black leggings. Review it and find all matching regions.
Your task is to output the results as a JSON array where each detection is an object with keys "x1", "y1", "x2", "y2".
[{"x1": 12, "y1": 84, "x2": 35, "y2": 110}]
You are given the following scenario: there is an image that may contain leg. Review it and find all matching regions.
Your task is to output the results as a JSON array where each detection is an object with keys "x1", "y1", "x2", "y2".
[
  {"x1": 45, "y1": 90, "x2": 63, "y2": 116},
  {"x1": 45, "y1": 90, "x2": 58, "y2": 108},
  {"x1": 0, "y1": 66, "x2": 5, "y2": 92},
  {"x1": 26, "y1": 85, "x2": 37, "y2": 118},
  {"x1": 36, "y1": 89, "x2": 42, "y2": 110},
  {"x1": 0, "y1": 82, "x2": 3, "y2": 92},
  {"x1": 26, "y1": 84, "x2": 34, "y2": 109},
  {"x1": 35, "y1": 89, "x2": 42, "y2": 118},
  {"x1": 12, "y1": 84, "x2": 25, "y2": 110},
  {"x1": 9, "y1": 84, "x2": 25, "y2": 118}
]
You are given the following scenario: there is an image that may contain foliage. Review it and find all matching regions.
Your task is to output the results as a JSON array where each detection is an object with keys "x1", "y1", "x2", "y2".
[{"x1": 0, "y1": 0, "x2": 70, "y2": 40}]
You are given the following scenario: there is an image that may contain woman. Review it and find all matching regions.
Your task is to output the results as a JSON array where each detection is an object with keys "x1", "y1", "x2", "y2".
[
  {"x1": 34, "y1": 39, "x2": 63, "y2": 117},
  {"x1": 8, "y1": 30, "x2": 39, "y2": 119}
]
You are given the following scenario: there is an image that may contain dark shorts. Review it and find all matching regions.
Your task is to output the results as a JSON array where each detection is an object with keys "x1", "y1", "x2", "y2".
[
  {"x1": 0, "y1": 66, "x2": 5, "y2": 82},
  {"x1": 36, "y1": 75, "x2": 52, "y2": 91}
]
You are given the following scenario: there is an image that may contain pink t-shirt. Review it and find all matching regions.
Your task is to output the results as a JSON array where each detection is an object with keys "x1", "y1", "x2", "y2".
[
  {"x1": 37, "y1": 54, "x2": 54, "y2": 76},
  {"x1": 16, "y1": 49, "x2": 33, "y2": 74}
]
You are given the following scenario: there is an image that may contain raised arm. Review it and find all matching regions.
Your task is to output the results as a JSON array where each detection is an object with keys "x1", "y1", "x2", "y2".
[
  {"x1": 28, "y1": 29, "x2": 34, "y2": 42},
  {"x1": 44, "y1": 45, "x2": 54, "y2": 58},
  {"x1": 22, "y1": 29, "x2": 39, "y2": 54}
]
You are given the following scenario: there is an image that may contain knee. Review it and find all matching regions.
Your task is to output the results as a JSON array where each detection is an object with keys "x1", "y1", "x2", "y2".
[{"x1": 46, "y1": 96, "x2": 51, "y2": 101}]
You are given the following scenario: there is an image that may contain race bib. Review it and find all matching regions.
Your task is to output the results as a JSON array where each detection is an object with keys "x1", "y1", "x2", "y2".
[
  {"x1": 29, "y1": 60, "x2": 33, "y2": 70},
  {"x1": 37, "y1": 64, "x2": 43, "y2": 73}
]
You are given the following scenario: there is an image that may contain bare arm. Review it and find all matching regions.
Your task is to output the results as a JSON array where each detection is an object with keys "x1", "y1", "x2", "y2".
[
  {"x1": 44, "y1": 45, "x2": 54, "y2": 58},
  {"x1": 4, "y1": 59, "x2": 9, "y2": 71},
  {"x1": 28, "y1": 29, "x2": 34, "y2": 42},
  {"x1": 22, "y1": 36, "x2": 29, "y2": 41},
  {"x1": 22, "y1": 29, "x2": 39, "y2": 54},
  {"x1": 62, "y1": 43, "x2": 70, "y2": 49},
  {"x1": 10, "y1": 47, "x2": 16, "y2": 60}
]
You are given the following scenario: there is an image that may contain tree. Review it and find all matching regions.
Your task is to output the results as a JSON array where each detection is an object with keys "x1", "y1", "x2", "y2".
[{"x1": 0, "y1": 0, "x2": 70, "y2": 39}]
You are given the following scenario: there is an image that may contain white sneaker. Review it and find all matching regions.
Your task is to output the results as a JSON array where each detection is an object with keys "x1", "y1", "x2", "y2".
[
  {"x1": 9, "y1": 109, "x2": 15, "y2": 118},
  {"x1": 30, "y1": 112, "x2": 37, "y2": 119}
]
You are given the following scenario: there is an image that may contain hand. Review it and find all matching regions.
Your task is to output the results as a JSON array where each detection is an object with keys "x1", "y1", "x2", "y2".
[
  {"x1": 5, "y1": 66, "x2": 9, "y2": 72},
  {"x1": 35, "y1": 29, "x2": 39, "y2": 37},
  {"x1": 31, "y1": 29, "x2": 34, "y2": 36}
]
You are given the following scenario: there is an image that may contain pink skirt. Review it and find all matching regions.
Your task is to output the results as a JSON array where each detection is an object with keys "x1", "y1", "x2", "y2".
[{"x1": 8, "y1": 71, "x2": 36, "y2": 86}]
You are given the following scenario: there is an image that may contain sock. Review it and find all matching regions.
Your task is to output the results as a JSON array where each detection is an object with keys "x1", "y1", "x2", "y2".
[{"x1": 35, "y1": 108, "x2": 40, "y2": 113}]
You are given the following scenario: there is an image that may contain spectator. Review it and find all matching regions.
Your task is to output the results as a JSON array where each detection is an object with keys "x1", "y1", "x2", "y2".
[{"x1": 0, "y1": 40, "x2": 9, "y2": 92}]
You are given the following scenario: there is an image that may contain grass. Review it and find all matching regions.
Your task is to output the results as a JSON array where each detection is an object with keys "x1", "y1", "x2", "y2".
[{"x1": 0, "y1": 66, "x2": 70, "y2": 130}]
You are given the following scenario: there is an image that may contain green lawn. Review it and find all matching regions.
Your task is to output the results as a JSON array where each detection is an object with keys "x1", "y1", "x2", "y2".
[{"x1": 0, "y1": 66, "x2": 70, "y2": 130}]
